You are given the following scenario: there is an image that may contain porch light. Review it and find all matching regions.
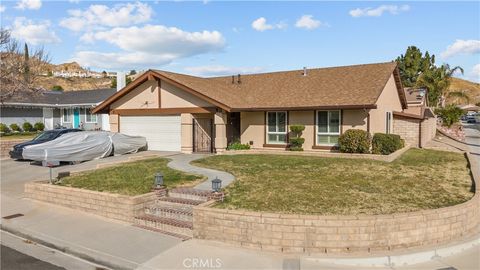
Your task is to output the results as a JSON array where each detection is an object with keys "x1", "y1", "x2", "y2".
[
  {"x1": 154, "y1": 172, "x2": 164, "y2": 188},
  {"x1": 212, "y1": 177, "x2": 222, "y2": 192}
]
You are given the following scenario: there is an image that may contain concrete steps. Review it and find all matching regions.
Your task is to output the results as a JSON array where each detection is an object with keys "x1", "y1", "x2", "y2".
[{"x1": 134, "y1": 188, "x2": 211, "y2": 239}]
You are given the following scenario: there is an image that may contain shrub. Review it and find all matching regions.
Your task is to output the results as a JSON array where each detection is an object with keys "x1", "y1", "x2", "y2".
[
  {"x1": 338, "y1": 129, "x2": 371, "y2": 153},
  {"x1": 9, "y1": 123, "x2": 21, "y2": 132},
  {"x1": 372, "y1": 133, "x2": 405, "y2": 155},
  {"x1": 289, "y1": 125, "x2": 305, "y2": 151},
  {"x1": 0, "y1": 123, "x2": 10, "y2": 133},
  {"x1": 435, "y1": 105, "x2": 464, "y2": 128},
  {"x1": 51, "y1": 85, "x2": 64, "y2": 91},
  {"x1": 34, "y1": 122, "x2": 45, "y2": 131},
  {"x1": 22, "y1": 122, "x2": 33, "y2": 132},
  {"x1": 227, "y1": 140, "x2": 251, "y2": 150}
]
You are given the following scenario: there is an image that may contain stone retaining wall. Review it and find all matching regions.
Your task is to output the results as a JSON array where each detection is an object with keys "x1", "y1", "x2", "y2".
[
  {"x1": 25, "y1": 181, "x2": 157, "y2": 222},
  {"x1": 193, "y1": 153, "x2": 480, "y2": 254},
  {"x1": 0, "y1": 139, "x2": 28, "y2": 157}
]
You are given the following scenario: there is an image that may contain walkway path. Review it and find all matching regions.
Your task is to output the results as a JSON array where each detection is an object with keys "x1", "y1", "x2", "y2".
[{"x1": 166, "y1": 154, "x2": 235, "y2": 191}]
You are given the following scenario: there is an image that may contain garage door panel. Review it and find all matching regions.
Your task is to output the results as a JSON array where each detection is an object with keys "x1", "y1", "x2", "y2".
[{"x1": 120, "y1": 115, "x2": 181, "y2": 151}]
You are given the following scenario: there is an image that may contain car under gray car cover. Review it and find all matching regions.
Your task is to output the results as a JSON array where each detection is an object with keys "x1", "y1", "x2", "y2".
[{"x1": 22, "y1": 131, "x2": 147, "y2": 162}]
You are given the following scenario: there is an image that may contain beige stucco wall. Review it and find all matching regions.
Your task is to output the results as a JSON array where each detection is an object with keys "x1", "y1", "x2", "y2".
[
  {"x1": 240, "y1": 112, "x2": 265, "y2": 149},
  {"x1": 369, "y1": 74, "x2": 403, "y2": 134},
  {"x1": 240, "y1": 110, "x2": 369, "y2": 150},
  {"x1": 161, "y1": 81, "x2": 213, "y2": 108},
  {"x1": 181, "y1": 113, "x2": 193, "y2": 153},
  {"x1": 111, "y1": 80, "x2": 159, "y2": 110},
  {"x1": 421, "y1": 116, "x2": 437, "y2": 147},
  {"x1": 109, "y1": 114, "x2": 119, "y2": 132}
]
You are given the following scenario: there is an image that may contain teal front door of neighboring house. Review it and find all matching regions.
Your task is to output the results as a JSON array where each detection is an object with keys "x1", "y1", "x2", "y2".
[{"x1": 73, "y1": 109, "x2": 80, "y2": 128}]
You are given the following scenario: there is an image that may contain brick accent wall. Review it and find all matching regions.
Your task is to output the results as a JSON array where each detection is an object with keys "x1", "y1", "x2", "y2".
[
  {"x1": 0, "y1": 139, "x2": 28, "y2": 158},
  {"x1": 393, "y1": 116, "x2": 421, "y2": 147},
  {"x1": 193, "y1": 154, "x2": 479, "y2": 254},
  {"x1": 25, "y1": 181, "x2": 157, "y2": 222}
]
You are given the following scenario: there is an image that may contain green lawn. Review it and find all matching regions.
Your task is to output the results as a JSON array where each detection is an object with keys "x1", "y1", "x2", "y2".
[
  {"x1": 0, "y1": 133, "x2": 37, "y2": 140},
  {"x1": 192, "y1": 149, "x2": 474, "y2": 215},
  {"x1": 58, "y1": 158, "x2": 204, "y2": 196}
]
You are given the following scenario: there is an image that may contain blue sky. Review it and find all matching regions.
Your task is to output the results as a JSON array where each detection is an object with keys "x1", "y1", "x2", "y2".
[{"x1": 1, "y1": 1, "x2": 479, "y2": 81}]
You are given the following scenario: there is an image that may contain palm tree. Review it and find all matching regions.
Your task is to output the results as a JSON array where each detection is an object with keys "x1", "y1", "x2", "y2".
[{"x1": 416, "y1": 64, "x2": 464, "y2": 107}]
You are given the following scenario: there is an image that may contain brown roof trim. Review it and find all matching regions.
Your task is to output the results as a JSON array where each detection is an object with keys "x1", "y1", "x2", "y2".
[
  {"x1": 393, "y1": 66, "x2": 408, "y2": 110},
  {"x1": 393, "y1": 111, "x2": 424, "y2": 120},
  {"x1": 111, "y1": 107, "x2": 215, "y2": 116},
  {"x1": 231, "y1": 104, "x2": 377, "y2": 112},
  {"x1": 93, "y1": 70, "x2": 231, "y2": 114}
]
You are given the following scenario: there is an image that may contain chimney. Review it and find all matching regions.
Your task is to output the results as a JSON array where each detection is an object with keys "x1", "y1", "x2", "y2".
[
  {"x1": 303, "y1": 67, "x2": 307, "y2": 76},
  {"x1": 116, "y1": 71, "x2": 126, "y2": 91},
  {"x1": 237, "y1": 74, "x2": 241, "y2": 84}
]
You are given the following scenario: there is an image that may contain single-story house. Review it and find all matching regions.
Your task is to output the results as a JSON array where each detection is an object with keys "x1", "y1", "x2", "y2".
[
  {"x1": 93, "y1": 62, "x2": 432, "y2": 153},
  {"x1": 1, "y1": 88, "x2": 116, "y2": 131},
  {"x1": 392, "y1": 88, "x2": 437, "y2": 147}
]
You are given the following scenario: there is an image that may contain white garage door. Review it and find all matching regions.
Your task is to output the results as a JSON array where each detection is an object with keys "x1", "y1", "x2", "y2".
[{"x1": 120, "y1": 115, "x2": 181, "y2": 151}]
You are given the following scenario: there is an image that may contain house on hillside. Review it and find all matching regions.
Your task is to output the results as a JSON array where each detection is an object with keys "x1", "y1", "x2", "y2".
[
  {"x1": 1, "y1": 89, "x2": 116, "y2": 131},
  {"x1": 93, "y1": 62, "x2": 435, "y2": 152}
]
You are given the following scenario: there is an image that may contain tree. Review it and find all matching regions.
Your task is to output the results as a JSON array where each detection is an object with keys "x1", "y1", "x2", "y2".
[
  {"x1": 51, "y1": 85, "x2": 64, "y2": 91},
  {"x1": 129, "y1": 70, "x2": 137, "y2": 75},
  {"x1": 0, "y1": 28, "x2": 50, "y2": 102},
  {"x1": 110, "y1": 76, "x2": 132, "y2": 88},
  {"x1": 416, "y1": 64, "x2": 464, "y2": 107},
  {"x1": 395, "y1": 46, "x2": 435, "y2": 87}
]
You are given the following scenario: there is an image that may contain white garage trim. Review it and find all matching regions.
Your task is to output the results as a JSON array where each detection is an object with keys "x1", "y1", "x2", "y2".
[{"x1": 120, "y1": 115, "x2": 181, "y2": 151}]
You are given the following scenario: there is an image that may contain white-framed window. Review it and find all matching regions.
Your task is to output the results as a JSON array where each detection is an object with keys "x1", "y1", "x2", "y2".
[
  {"x1": 386, "y1": 111, "x2": 392, "y2": 134},
  {"x1": 84, "y1": 108, "x2": 97, "y2": 123},
  {"x1": 267, "y1": 111, "x2": 287, "y2": 144},
  {"x1": 62, "y1": 108, "x2": 72, "y2": 123},
  {"x1": 316, "y1": 110, "x2": 341, "y2": 146}
]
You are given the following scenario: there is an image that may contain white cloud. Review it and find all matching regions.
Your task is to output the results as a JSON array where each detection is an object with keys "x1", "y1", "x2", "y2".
[
  {"x1": 60, "y1": 2, "x2": 153, "y2": 32},
  {"x1": 184, "y1": 65, "x2": 265, "y2": 77},
  {"x1": 349, "y1": 5, "x2": 410, "y2": 17},
  {"x1": 0, "y1": 5, "x2": 6, "y2": 12},
  {"x1": 295, "y1": 15, "x2": 324, "y2": 30},
  {"x1": 15, "y1": 0, "x2": 41, "y2": 10},
  {"x1": 441, "y1": 39, "x2": 480, "y2": 58},
  {"x1": 72, "y1": 25, "x2": 225, "y2": 69},
  {"x1": 251, "y1": 17, "x2": 286, "y2": 32},
  {"x1": 469, "y1": 64, "x2": 480, "y2": 82},
  {"x1": 11, "y1": 17, "x2": 60, "y2": 45}
]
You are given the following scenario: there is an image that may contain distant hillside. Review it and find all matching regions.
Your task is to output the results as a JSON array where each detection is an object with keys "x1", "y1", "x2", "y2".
[
  {"x1": 37, "y1": 76, "x2": 112, "y2": 91},
  {"x1": 446, "y1": 77, "x2": 480, "y2": 105}
]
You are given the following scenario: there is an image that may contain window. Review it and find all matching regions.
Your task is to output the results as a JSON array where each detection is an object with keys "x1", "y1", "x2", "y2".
[
  {"x1": 267, "y1": 111, "x2": 287, "y2": 144},
  {"x1": 62, "y1": 108, "x2": 72, "y2": 123},
  {"x1": 316, "y1": 110, "x2": 341, "y2": 145},
  {"x1": 386, "y1": 112, "x2": 392, "y2": 134},
  {"x1": 84, "y1": 108, "x2": 97, "y2": 123}
]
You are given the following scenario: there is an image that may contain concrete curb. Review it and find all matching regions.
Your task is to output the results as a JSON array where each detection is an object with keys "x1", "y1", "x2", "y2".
[
  {"x1": 0, "y1": 224, "x2": 136, "y2": 270},
  {"x1": 304, "y1": 235, "x2": 480, "y2": 267}
]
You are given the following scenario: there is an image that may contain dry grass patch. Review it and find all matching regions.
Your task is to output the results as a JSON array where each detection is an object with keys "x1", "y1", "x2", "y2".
[{"x1": 192, "y1": 149, "x2": 474, "y2": 215}]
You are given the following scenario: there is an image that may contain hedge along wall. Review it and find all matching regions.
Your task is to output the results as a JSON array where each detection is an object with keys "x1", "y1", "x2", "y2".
[
  {"x1": 193, "y1": 153, "x2": 480, "y2": 254},
  {"x1": 25, "y1": 181, "x2": 157, "y2": 223}
]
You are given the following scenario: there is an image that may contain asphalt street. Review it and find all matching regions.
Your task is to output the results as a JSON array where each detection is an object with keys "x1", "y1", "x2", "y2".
[{"x1": 1, "y1": 245, "x2": 65, "y2": 270}]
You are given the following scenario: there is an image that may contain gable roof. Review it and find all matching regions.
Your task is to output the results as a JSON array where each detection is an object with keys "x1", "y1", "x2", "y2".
[
  {"x1": 2, "y1": 88, "x2": 116, "y2": 107},
  {"x1": 93, "y1": 62, "x2": 406, "y2": 113}
]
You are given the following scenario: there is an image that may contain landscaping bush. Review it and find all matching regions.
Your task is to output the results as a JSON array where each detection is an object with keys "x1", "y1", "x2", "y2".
[
  {"x1": 22, "y1": 122, "x2": 33, "y2": 132},
  {"x1": 51, "y1": 85, "x2": 64, "y2": 91},
  {"x1": 9, "y1": 123, "x2": 21, "y2": 132},
  {"x1": 338, "y1": 129, "x2": 371, "y2": 153},
  {"x1": 34, "y1": 122, "x2": 45, "y2": 131},
  {"x1": 435, "y1": 105, "x2": 464, "y2": 128},
  {"x1": 0, "y1": 123, "x2": 10, "y2": 133},
  {"x1": 227, "y1": 140, "x2": 251, "y2": 150},
  {"x1": 372, "y1": 133, "x2": 405, "y2": 155},
  {"x1": 289, "y1": 125, "x2": 305, "y2": 151}
]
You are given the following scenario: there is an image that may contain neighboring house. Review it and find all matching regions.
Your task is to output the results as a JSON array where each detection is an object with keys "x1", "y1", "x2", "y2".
[
  {"x1": 93, "y1": 62, "x2": 432, "y2": 153},
  {"x1": 1, "y1": 89, "x2": 116, "y2": 131},
  {"x1": 392, "y1": 88, "x2": 437, "y2": 147}
]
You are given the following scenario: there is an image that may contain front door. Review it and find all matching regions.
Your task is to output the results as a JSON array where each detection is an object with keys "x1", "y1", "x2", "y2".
[
  {"x1": 73, "y1": 109, "x2": 80, "y2": 128},
  {"x1": 193, "y1": 118, "x2": 213, "y2": 153}
]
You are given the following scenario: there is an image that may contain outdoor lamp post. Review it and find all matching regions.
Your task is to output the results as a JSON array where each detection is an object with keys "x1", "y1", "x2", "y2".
[
  {"x1": 154, "y1": 172, "x2": 164, "y2": 188},
  {"x1": 211, "y1": 177, "x2": 222, "y2": 192}
]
